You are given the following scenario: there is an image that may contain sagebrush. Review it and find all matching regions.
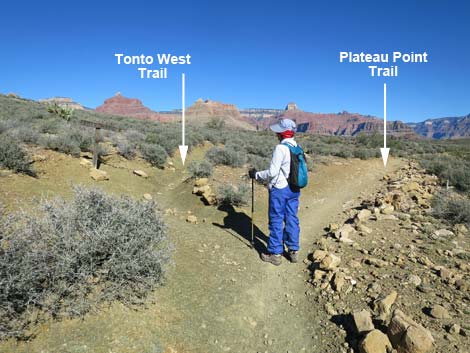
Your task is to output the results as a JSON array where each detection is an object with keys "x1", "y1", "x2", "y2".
[
  {"x1": 0, "y1": 186, "x2": 171, "y2": 339},
  {"x1": 217, "y1": 183, "x2": 249, "y2": 206}
]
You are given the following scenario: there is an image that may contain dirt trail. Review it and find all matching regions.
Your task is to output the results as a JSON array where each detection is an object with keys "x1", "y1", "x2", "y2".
[{"x1": 0, "y1": 156, "x2": 404, "y2": 353}]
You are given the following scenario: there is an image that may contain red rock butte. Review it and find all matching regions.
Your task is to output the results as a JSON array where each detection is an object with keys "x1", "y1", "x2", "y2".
[{"x1": 96, "y1": 92, "x2": 173, "y2": 122}]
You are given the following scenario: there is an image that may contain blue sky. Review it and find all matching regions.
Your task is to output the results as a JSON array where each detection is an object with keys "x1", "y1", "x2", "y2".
[{"x1": 0, "y1": 0, "x2": 468, "y2": 122}]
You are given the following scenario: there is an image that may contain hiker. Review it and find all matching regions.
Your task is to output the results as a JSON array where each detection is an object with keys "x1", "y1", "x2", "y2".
[{"x1": 249, "y1": 118, "x2": 307, "y2": 266}]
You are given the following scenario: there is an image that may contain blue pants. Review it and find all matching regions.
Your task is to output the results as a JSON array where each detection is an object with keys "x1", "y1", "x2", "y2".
[{"x1": 267, "y1": 185, "x2": 300, "y2": 254}]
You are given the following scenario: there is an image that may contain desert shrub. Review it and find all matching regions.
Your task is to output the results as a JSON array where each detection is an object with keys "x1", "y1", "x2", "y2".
[
  {"x1": 67, "y1": 128, "x2": 93, "y2": 152},
  {"x1": 117, "y1": 140, "x2": 137, "y2": 159},
  {"x1": 206, "y1": 117, "x2": 226, "y2": 130},
  {"x1": 247, "y1": 154, "x2": 270, "y2": 170},
  {"x1": 188, "y1": 159, "x2": 213, "y2": 178},
  {"x1": 141, "y1": 143, "x2": 168, "y2": 168},
  {"x1": 206, "y1": 147, "x2": 247, "y2": 167},
  {"x1": 353, "y1": 148, "x2": 377, "y2": 160},
  {"x1": 40, "y1": 134, "x2": 81, "y2": 156},
  {"x1": 0, "y1": 134, "x2": 35, "y2": 175},
  {"x1": 421, "y1": 155, "x2": 470, "y2": 192},
  {"x1": 217, "y1": 183, "x2": 249, "y2": 206},
  {"x1": 38, "y1": 118, "x2": 61, "y2": 134},
  {"x1": 145, "y1": 131, "x2": 179, "y2": 155},
  {"x1": 0, "y1": 186, "x2": 171, "y2": 339},
  {"x1": 9, "y1": 126, "x2": 39, "y2": 144},
  {"x1": 334, "y1": 148, "x2": 353, "y2": 159},
  {"x1": 125, "y1": 129, "x2": 146, "y2": 144},
  {"x1": 225, "y1": 137, "x2": 247, "y2": 152},
  {"x1": 432, "y1": 191, "x2": 470, "y2": 225}
]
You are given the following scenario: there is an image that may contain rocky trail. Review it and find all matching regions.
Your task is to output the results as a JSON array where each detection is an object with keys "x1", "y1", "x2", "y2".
[{"x1": 0, "y1": 151, "x2": 468, "y2": 353}]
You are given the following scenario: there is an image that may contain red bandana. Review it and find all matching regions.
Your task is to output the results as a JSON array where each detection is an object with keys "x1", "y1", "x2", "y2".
[{"x1": 279, "y1": 130, "x2": 295, "y2": 139}]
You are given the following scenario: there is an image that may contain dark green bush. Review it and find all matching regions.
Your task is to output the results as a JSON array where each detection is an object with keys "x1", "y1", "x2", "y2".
[
  {"x1": 205, "y1": 117, "x2": 226, "y2": 130},
  {"x1": 188, "y1": 159, "x2": 213, "y2": 178},
  {"x1": 141, "y1": 143, "x2": 168, "y2": 168},
  {"x1": 0, "y1": 186, "x2": 171, "y2": 339},
  {"x1": 206, "y1": 147, "x2": 247, "y2": 167},
  {"x1": 217, "y1": 183, "x2": 249, "y2": 206},
  {"x1": 38, "y1": 118, "x2": 62, "y2": 134},
  {"x1": 247, "y1": 154, "x2": 270, "y2": 170},
  {"x1": 432, "y1": 191, "x2": 470, "y2": 225},
  {"x1": 117, "y1": 140, "x2": 137, "y2": 159},
  {"x1": 0, "y1": 134, "x2": 35, "y2": 175},
  {"x1": 421, "y1": 155, "x2": 470, "y2": 192},
  {"x1": 40, "y1": 134, "x2": 81, "y2": 156}
]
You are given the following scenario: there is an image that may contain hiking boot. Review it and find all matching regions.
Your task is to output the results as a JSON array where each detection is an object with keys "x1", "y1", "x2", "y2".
[
  {"x1": 261, "y1": 252, "x2": 282, "y2": 266},
  {"x1": 288, "y1": 250, "x2": 299, "y2": 263}
]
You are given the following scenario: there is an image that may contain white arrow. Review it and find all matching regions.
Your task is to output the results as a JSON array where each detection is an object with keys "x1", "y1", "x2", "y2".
[
  {"x1": 380, "y1": 83, "x2": 390, "y2": 167},
  {"x1": 178, "y1": 73, "x2": 188, "y2": 165}
]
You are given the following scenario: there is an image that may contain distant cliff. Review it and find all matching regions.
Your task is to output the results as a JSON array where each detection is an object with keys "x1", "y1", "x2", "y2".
[
  {"x1": 411, "y1": 114, "x2": 470, "y2": 139},
  {"x1": 249, "y1": 103, "x2": 415, "y2": 137}
]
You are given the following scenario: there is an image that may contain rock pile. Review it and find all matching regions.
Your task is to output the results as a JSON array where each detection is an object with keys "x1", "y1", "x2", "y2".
[
  {"x1": 306, "y1": 162, "x2": 469, "y2": 352},
  {"x1": 192, "y1": 178, "x2": 217, "y2": 205}
]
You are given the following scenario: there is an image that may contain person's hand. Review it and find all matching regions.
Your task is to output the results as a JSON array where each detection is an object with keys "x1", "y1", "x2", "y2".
[{"x1": 248, "y1": 168, "x2": 257, "y2": 179}]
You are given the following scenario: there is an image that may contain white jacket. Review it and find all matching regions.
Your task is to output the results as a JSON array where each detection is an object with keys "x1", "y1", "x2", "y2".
[{"x1": 255, "y1": 138, "x2": 297, "y2": 189}]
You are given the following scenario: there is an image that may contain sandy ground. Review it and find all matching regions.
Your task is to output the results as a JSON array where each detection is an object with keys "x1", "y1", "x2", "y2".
[{"x1": 0, "y1": 149, "x2": 404, "y2": 353}]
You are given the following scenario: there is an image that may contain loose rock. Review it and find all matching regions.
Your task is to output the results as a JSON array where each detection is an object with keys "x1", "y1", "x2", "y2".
[
  {"x1": 359, "y1": 329, "x2": 392, "y2": 353},
  {"x1": 428, "y1": 304, "x2": 450, "y2": 320},
  {"x1": 133, "y1": 170, "x2": 148, "y2": 178},
  {"x1": 90, "y1": 168, "x2": 109, "y2": 181},
  {"x1": 352, "y1": 310, "x2": 375, "y2": 335},
  {"x1": 388, "y1": 309, "x2": 434, "y2": 353}
]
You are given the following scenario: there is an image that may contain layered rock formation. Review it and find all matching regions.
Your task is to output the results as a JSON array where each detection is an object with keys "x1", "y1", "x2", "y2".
[
  {"x1": 96, "y1": 92, "x2": 170, "y2": 121},
  {"x1": 411, "y1": 114, "x2": 470, "y2": 139},
  {"x1": 253, "y1": 104, "x2": 415, "y2": 137},
  {"x1": 186, "y1": 99, "x2": 254, "y2": 130},
  {"x1": 40, "y1": 97, "x2": 87, "y2": 110}
]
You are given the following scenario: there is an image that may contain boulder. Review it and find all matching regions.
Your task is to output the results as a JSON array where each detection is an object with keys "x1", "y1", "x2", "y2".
[
  {"x1": 356, "y1": 209, "x2": 372, "y2": 223},
  {"x1": 194, "y1": 178, "x2": 209, "y2": 187},
  {"x1": 80, "y1": 158, "x2": 93, "y2": 168},
  {"x1": 202, "y1": 191, "x2": 217, "y2": 205},
  {"x1": 319, "y1": 253, "x2": 341, "y2": 271},
  {"x1": 186, "y1": 215, "x2": 198, "y2": 224},
  {"x1": 334, "y1": 223, "x2": 356, "y2": 242},
  {"x1": 402, "y1": 181, "x2": 420, "y2": 192},
  {"x1": 447, "y1": 323, "x2": 461, "y2": 335},
  {"x1": 374, "y1": 290, "x2": 398, "y2": 321},
  {"x1": 359, "y1": 329, "x2": 392, "y2": 353},
  {"x1": 432, "y1": 229, "x2": 454, "y2": 238},
  {"x1": 313, "y1": 249, "x2": 329, "y2": 262},
  {"x1": 365, "y1": 257, "x2": 389, "y2": 268},
  {"x1": 328, "y1": 223, "x2": 339, "y2": 232},
  {"x1": 406, "y1": 274, "x2": 422, "y2": 286},
  {"x1": 90, "y1": 168, "x2": 109, "y2": 181},
  {"x1": 193, "y1": 185, "x2": 211, "y2": 196},
  {"x1": 387, "y1": 309, "x2": 434, "y2": 353},
  {"x1": 332, "y1": 271, "x2": 346, "y2": 292},
  {"x1": 352, "y1": 310, "x2": 375, "y2": 334},
  {"x1": 381, "y1": 205, "x2": 395, "y2": 215},
  {"x1": 429, "y1": 304, "x2": 450, "y2": 319},
  {"x1": 133, "y1": 170, "x2": 148, "y2": 178}
]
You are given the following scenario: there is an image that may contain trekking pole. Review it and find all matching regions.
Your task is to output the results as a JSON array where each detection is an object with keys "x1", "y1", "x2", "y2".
[{"x1": 251, "y1": 178, "x2": 255, "y2": 248}]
